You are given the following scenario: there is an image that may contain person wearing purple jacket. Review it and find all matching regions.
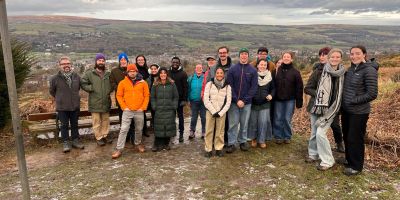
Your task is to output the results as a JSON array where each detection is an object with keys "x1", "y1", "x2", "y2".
[{"x1": 225, "y1": 48, "x2": 258, "y2": 153}]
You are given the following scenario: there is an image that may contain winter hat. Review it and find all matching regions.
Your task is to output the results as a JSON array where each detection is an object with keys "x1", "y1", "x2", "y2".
[
  {"x1": 126, "y1": 64, "x2": 138, "y2": 72},
  {"x1": 118, "y1": 52, "x2": 129, "y2": 63},
  {"x1": 239, "y1": 48, "x2": 249, "y2": 55},
  {"x1": 95, "y1": 53, "x2": 106, "y2": 61},
  {"x1": 206, "y1": 56, "x2": 216, "y2": 61}
]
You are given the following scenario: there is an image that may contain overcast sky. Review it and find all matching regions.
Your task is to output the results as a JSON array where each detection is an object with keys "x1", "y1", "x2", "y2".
[{"x1": 6, "y1": 0, "x2": 400, "y2": 25}]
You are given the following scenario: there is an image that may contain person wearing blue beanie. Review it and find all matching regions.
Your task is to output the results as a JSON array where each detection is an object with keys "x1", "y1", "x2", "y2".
[{"x1": 118, "y1": 52, "x2": 129, "y2": 64}]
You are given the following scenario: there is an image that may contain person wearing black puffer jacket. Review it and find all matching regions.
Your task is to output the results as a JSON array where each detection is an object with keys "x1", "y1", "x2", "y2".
[
  {"x1": 136, "y1": 55, "x2": 150, "y2": 137},
  {"x1": 273, "y1": 51, "x2": 304, "y2": 144},
  {"x1": 341, "y1": 45, "x2": 378, "y2": 176},
  {"x1": 168, "y1": 56, "x2": 188, "y2": 143}
]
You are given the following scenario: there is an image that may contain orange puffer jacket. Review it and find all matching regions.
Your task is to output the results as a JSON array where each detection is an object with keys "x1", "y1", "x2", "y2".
[{"x1": 116, "y1": 76, "x2": 150, "y2": 111}]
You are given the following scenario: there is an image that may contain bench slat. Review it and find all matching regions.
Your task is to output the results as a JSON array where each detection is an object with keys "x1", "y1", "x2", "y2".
[{"x1": 29, "y1": 117, "x2": 120, "y2": 133}]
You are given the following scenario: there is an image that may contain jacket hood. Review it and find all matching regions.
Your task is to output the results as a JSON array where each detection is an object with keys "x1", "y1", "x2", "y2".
[
  {"x1": 281, "y1": 63, "x2": 293, "y2": 69},
  {"x1": 153, "y1": 77, "x2": 175, "y2": 86},
  {"x1": 170, "y1": 66, "x2": 182, "y2": 72}
]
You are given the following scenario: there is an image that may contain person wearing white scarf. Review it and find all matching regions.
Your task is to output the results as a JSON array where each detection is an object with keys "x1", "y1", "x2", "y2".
[
  {"x1": 306, "y1": 48, "x2": 345, "y2": 171},
  {"x1": 248, "y1": 59, "x2": 275, "y2": 148}
]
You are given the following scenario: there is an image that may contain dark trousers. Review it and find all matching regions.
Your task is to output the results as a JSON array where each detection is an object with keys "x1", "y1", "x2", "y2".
[
  {"x1": 143, "y1": 111, "x2": 147, "y2": 134},
  {"x1": 177, "y1": 103, "x2": 185, "y2": 138},
  {"x1": 224, "y1": 114, "x2": 229, "y2": 144},
  {"x1": 331, "y1": 114, "x2": 343, "y2": 144},
  {"x1": 342, "y1": 111, "x2": 369, "y2": 171},
  {"x1": 154, "y1": 137, "x2": 171, "y2": 148},
  {"x1": 58, "y1": 110, "x2": 79, "y2": 142}
]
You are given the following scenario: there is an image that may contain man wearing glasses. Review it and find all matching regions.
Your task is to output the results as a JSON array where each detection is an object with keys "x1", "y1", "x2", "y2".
[
  {"x1": 250, "y1": 47, "x2": 276, "y2": 72},
  {"x1": 50, "y1": 56, "x2": 85, "y2": 153}
]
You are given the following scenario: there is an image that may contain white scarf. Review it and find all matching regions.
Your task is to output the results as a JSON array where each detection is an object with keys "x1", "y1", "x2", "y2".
[{"x1": 257, "y1": 70, "x2": 272, "y2": 86}]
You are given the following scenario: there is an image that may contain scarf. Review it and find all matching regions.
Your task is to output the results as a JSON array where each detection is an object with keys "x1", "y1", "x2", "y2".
[
  {"x1": 62, "y1": 71, "x2": 73, "y2": 88},
  {"x1": 214, "y1": 78, "x2": 224, "y2": 89},
  {"x1": 257, "y1": 70, "x2": 272, "y2": 86},
  {"x1": 312, "y1": 63, "x2": 345, "y2": 128}
]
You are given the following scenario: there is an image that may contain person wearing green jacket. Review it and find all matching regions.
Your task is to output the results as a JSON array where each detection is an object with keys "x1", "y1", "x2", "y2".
[{"x1": 81, "y1": 53, "x2": 113, "y2": 146}]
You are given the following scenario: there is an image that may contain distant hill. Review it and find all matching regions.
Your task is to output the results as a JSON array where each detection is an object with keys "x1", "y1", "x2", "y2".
[{"x1": 8, "y1": 15, "x2": 400, "y2": 56}]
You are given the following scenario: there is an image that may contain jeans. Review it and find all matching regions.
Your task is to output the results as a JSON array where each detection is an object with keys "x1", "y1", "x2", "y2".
[
  {"x1": 248, "y1": 108, "x2": 272, "y2": 143},
  {"x1": 308, "y1": 114, "x2": 335, "y2": 167},
  {"x1": 227, "y1": 103, "x2": 252, "y2": 145},
  {"x1": 273, "y1": 100, "x2": 295, "y2": 140},
  {"x1": 116, "y1": 110, "x2": 144, "y2": 150},
  {"x1": 177, "y1": 101, "x2": 185, "y2": 138},
  {"x1": 58, "y1": 110, "x2": 79, "y2": 142},
  {"x1": 190, "y1": 101, "x2": 206, "y2": 134}
]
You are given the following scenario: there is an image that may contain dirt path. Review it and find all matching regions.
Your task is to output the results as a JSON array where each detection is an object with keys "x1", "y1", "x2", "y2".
[{"x1": 0, "y1": 119, "x2": 399, "y2": 199}]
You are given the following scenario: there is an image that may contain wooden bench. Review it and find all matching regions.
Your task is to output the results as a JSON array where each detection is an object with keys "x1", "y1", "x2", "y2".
[{"x1": 27, "y1": 108, "x2": 151, "y2": 141}]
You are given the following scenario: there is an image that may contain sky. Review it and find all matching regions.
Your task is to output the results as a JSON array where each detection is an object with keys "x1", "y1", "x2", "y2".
[{"x1": 5, "y1": 0, "x2": 400, "y2": 25}]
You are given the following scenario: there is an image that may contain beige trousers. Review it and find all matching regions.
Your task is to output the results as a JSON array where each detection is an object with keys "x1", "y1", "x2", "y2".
[
  {"x1": 91, "y1": 112, "x2": 110, "y2": 140},
  {"x1": 205, "y1": 111, "x2": 226, "y2": 152}
]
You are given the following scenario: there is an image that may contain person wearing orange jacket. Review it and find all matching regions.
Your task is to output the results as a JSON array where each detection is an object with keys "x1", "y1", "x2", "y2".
[{"x1": 112, "y1": 64, "x2": 150, "y2": 158}]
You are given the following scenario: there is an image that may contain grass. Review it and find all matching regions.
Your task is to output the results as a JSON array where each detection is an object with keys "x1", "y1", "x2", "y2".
[{"x1": 0, "y1": 134, "x2": 398, "y2": 199}]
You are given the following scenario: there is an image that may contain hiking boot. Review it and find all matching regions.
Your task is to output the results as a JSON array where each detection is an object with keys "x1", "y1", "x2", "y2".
[
  {"x1": 225, "y1": 145, "x2": 236, "y2": 154},
  {"x1": 179, "y1": 137, "x2": 184, "y2": 143},
  {"x1": 188, "y1": 131, "x2": 195, "y2": 140},
  {"x1": 259, "y1": 143, "x2": 267, "y2": 149},
  {"x1": 317, "y1": 164, "x2": 332, "y2": 171},
  {"x1": 251, "y1": 139, "x2": 257, "y2": 148},
  {"x1": 216, "y1": 150, "x2": 224, "y2": 157},
  {"x1": 71, "y1": 139, "x2": 84, "y2": 149},
  {"x1": 112, "y1": 150, "x2": 122, "y2": 159},
  {"x1": 275, "y1": 139, "x2": 283, "y2": 144},
  {"x1": 343, "y1": 167, "x2": 361, "y2": 176},
  {"x1": 143, "y1": 131, "x2": 150, "y2": 137},
  {"x1": 63, "y1": 141, "x2": 71, "y2": 153},
  {"x1": 239, "y1": 142, "x2": 250, "y2": 151},
  {"x1": 204, "y1": 151, "x2": 213, "y2": 158},
  {"x1": 335, "y1": 142, "x2": 345, "y2": 153},
  {"x1": 305, "y1": 157, "x2": 319, "y2": 163},
  {"x1": 136, "y1": 144, "x2": 145, "y2": 153},
  {"x1": 151, "y1": 145, "x2": 160, "y2": 152},
  {"x1": 283, "y1": 139, "x2": 291, "y2": 144},
  {"x1": 163, "y1": 144, "x2": 171, "y2": 151},
  {"x1": 105, "y1": 135, "x2": 113, "y2": 144},
  {"x1": 96, "y1": 138, "x2": 106, "y2": 146},
  {"x1": 201, "y1": 133, "x2": 205, "y2": 140},
  {"x1": 336, "y1": 157, "x2": 348, "y2": 165}
]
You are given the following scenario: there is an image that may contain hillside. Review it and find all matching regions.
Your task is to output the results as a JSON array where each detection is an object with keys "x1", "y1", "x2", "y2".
[{"x1": 8, "y1": 15, "x2": 400, "y2": 57}]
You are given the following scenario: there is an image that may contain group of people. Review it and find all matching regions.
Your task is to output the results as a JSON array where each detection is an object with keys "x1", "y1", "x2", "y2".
[{"x1": 49, "y1": 44, "x2": 378, "y2": 176}]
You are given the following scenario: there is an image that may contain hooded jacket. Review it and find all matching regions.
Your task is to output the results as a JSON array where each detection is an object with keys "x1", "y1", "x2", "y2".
[
  {"x1": 226, "y1": 62, "x2": 258, "y2": 104},
  {"x1": 274, "y1": 63, "x2": 304, "y2": 108},
  {"x1": 169, "y1": 66, "x2": 188, "y2": 101},
  {"x1": 342, "y1": 60, "x2": 378, "y2": 114},
  {"x1": 81, "y1": 69, "x2": 112, "y2": 113},
  {"x1": 116, "y1": 74, "x2": 150, "y2": 111}
]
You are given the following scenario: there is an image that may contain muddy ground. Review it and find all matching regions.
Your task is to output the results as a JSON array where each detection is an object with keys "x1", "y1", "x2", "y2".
[{"x1": 0, "y1": 118, "x2": 399, "y2": 199}]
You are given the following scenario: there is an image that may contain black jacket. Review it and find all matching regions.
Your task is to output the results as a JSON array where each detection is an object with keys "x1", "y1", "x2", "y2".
[
  {"x1": 49, "y1": 71, "x2": 81, "y2": 111},
  {"x1": 342, "y1": 60, "x2": 378, "y2": 114},
  {"x1": 252, "y1": 79, "x2": 275, "y2": 106},
  {"x1": 274, "y1": 63, "x2": 304, "y2": 108},
  {"x1": 169, "y1": 66, "x2": 188, "y2": 101}
]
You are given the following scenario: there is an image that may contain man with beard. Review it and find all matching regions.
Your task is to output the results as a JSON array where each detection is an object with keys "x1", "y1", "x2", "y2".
[
  {"x1": 168, "y1": 56, "x2": 188, "y2": 143},
  {"x1": 110, "y1": 52, "x2": 136, "y2": 144},
  {"x1": 50, "y1": 56, "x2": 84, "y2": 153},
  {"x1": 82, "y1": 53, "x2": 113, "y2": 146}
]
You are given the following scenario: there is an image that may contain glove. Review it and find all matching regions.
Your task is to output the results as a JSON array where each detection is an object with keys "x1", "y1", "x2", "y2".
[
  {"x1": 212, "y1": 113, "x2": 220, "y2": 118},
  {"x1": 179, "y1": 101, "x2": 187, "y2": 107}
]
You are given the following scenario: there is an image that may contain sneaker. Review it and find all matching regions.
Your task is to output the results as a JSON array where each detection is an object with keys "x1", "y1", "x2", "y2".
[
  {"x1": 275, "y1": 139, "x2": 283, "y2": 144},
  {"x1": 343, "y1": 167, "x2": 361, "y2": 176},
  {"x1": 239, "y1": 142, "x2": 250, "y2": 151},
  {"x1": 136, "y1": 144, "x2": 145, "y2": 153},
  {"x1": 112, "y1": 150, "x2": 122, "y2": 159},
  {"x1": 204, "y1": 151, "x2": 213, "y2": 158},
  {"x1": 96, "y1": 138, "x2": 106, "y2": 146},
  {"x1": 105, "y1": 135, "x2": 113, "y2": 144},
  {"x1": 251, "y1": 139, "x2": 257, "y2": 148},
  {"x1": 317, "y1": 164, "x2": 332, "y2": 171},
  {"x1": 283, "y1": 139, "x2": 291, "y2": 144},
  {"x1": 188, "y1": 131, "x2": 195, "y2": 140},
  {"x1": 216, "y1": 150, "x2": 224, "y2": 157},
  {"x1": 225, "y1": 145, "x2": 236, "y2": 154},
  {"x1": 259, "y1": 143, "x2": 267, "y2": 149},
  {"x1": 335, "y1": 142, "x2": 345, "y2": 153},
  {"x1": 63, "y1": 141, "x2": 71, "y2": 153},
  {"x1": 71, "y1": 139, "x2": 84, "y2": 149}
]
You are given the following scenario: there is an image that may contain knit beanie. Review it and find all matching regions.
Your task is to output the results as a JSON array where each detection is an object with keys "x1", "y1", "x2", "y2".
[
  {"x1": 95, "y1": 53, "x2": 106, "y2": 61},
  {"x1": 126, "y1": 64, "x2": 138, "y2": 72},
  {"x1": 239, "y1": 48, "x2": 249, "y2": 55},
  {"x1": 118, "y1": 52, "x2": 129, "y2": 63}
]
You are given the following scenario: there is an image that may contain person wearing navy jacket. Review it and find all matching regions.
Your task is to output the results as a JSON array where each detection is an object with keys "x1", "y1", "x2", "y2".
[{"x1": 225, "y1": 48, "x2": 258, "y2": 153}]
